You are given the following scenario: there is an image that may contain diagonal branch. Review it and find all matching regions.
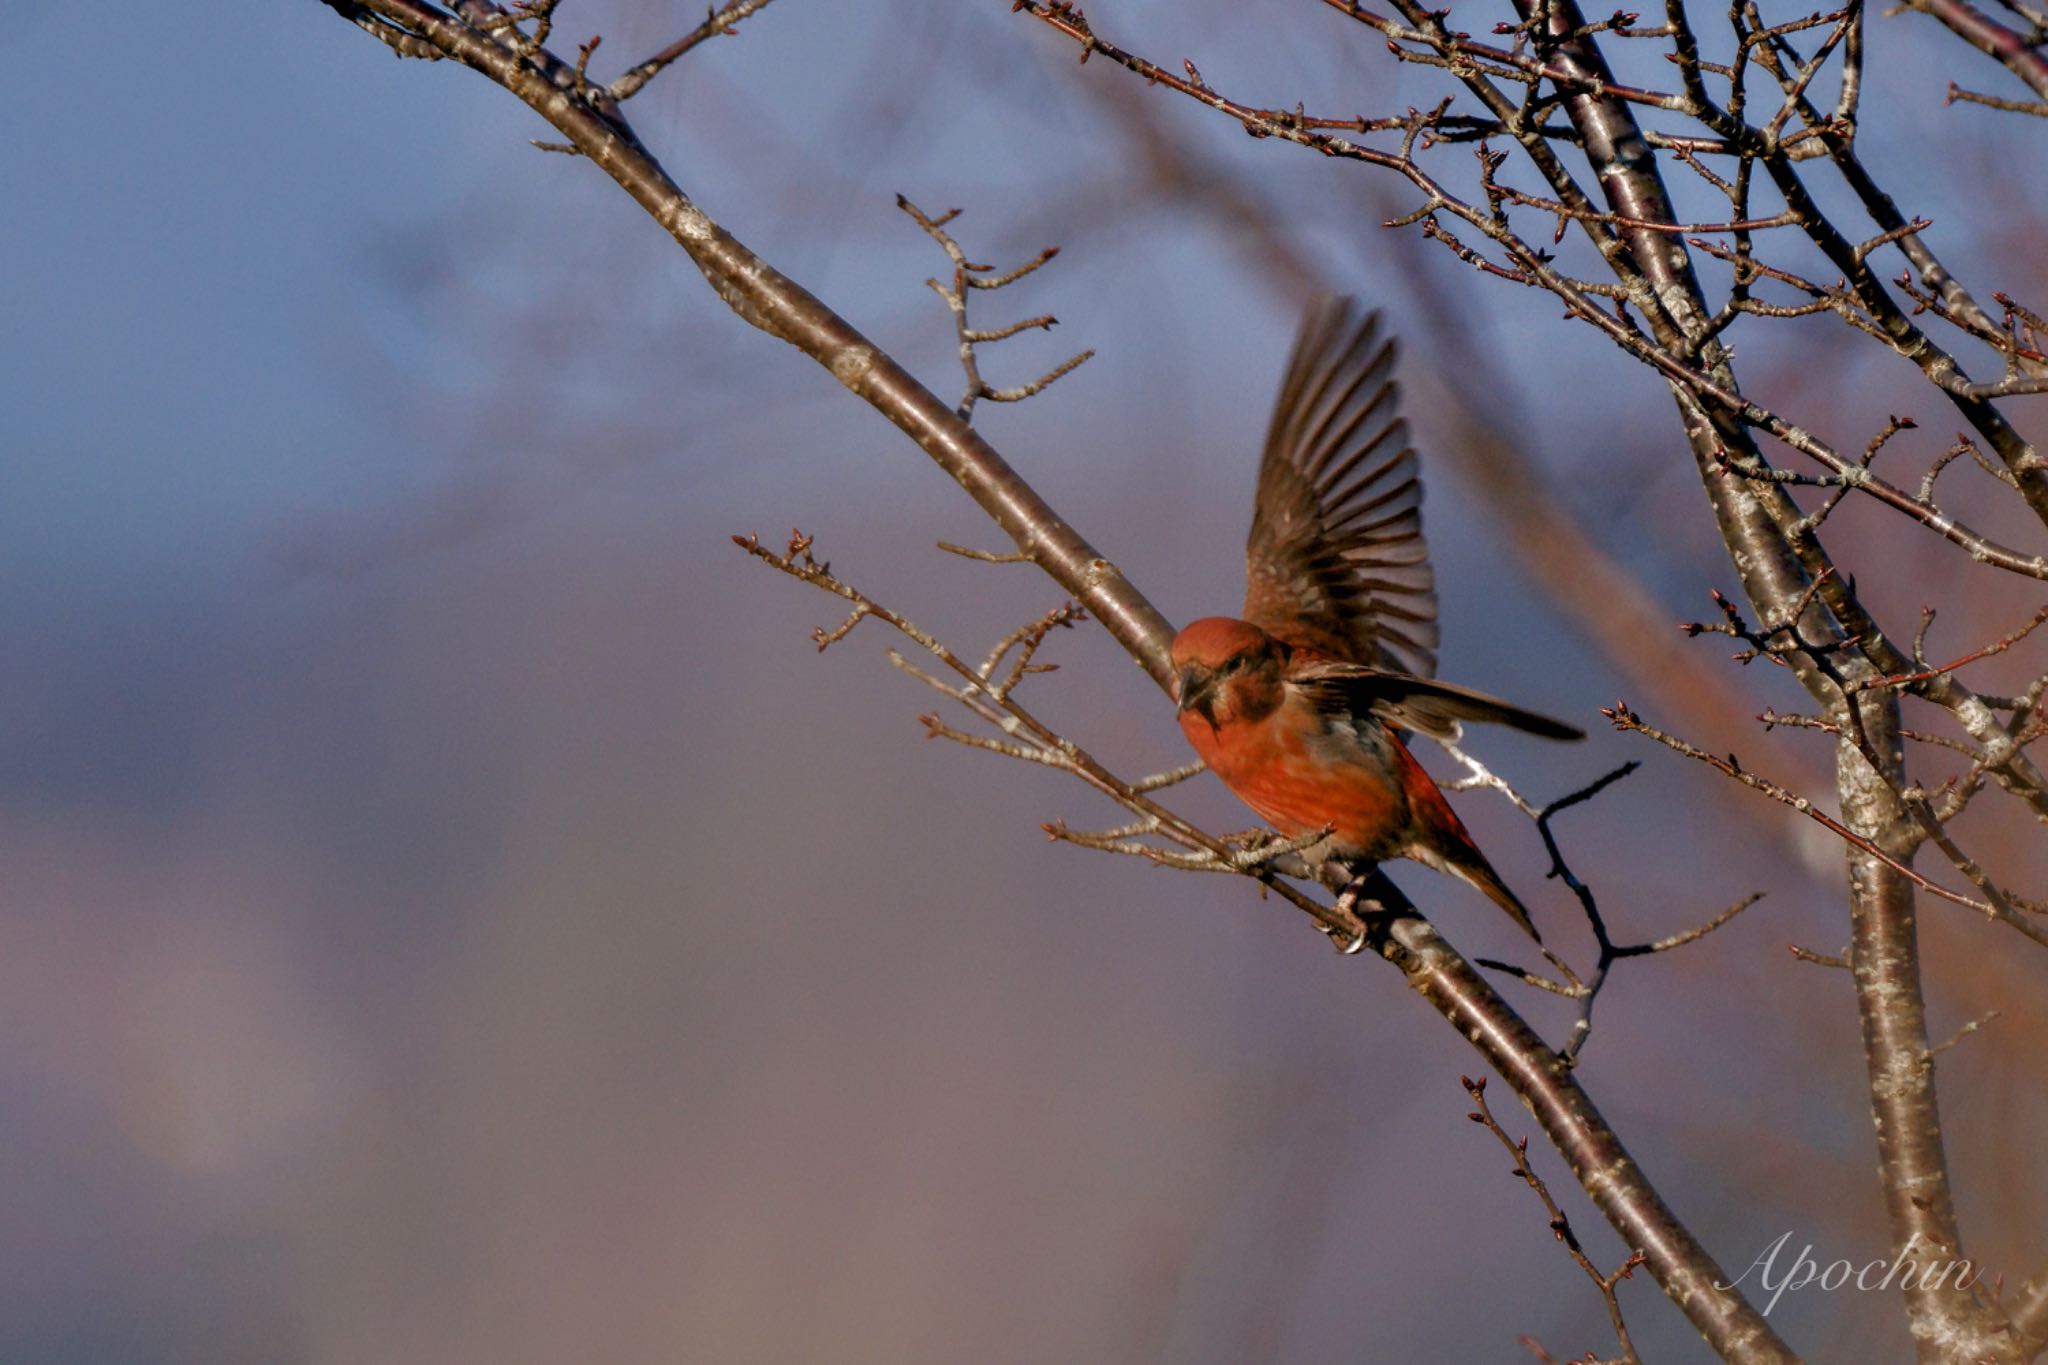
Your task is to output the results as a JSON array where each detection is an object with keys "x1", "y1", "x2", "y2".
[
  {"x1": 340, "y1": 0, "x2": 1180, "y2": 682},
  {"x1": 1904, "y1": 0, "x2": 2048, "y2": 104},
  {"x1": 321, "y1": 4, "x2": 1803, "y2": 1357}
]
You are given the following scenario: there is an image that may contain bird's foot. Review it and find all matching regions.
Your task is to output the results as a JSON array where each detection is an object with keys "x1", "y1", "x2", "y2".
[{"x1": 1327, "y1": 876, "x2": 1373, "y2": 955}]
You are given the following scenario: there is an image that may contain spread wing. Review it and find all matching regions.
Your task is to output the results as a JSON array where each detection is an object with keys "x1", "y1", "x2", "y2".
[
  {"x1": 1289, "y1": 659, "x2": 1584, "y2": 744},
  {"x1": 1243, "y1": 297, "x2": 1438, "y2": 676}
]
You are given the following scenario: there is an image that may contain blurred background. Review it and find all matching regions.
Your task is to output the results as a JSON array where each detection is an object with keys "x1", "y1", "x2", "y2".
[{"x1": 5, "y1": 1, "x2": 2047, "y2": 1359}]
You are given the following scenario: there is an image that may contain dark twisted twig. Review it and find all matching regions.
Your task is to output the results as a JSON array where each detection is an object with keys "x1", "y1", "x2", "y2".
[
  {"x1": 1514, "y1": 762, "x2": 1764, "y2": 1064},
  {"x1": 1452, "y1": 756, "x2": 1766, "y2": 1064}
]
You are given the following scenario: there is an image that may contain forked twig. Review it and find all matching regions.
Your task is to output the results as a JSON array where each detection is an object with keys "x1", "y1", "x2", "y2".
[
  {"x1": 733, "y1": 529, "x2": 1373, "y2": 946},
  {"x1": 1465, "y1": 1075, "x2": 1647, "y2": 1364},
  {"x1": 898, "y1": 196, "x2": 1095, "y2": 420}
]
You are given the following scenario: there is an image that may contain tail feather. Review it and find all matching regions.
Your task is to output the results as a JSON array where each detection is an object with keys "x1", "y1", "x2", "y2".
[
  {"x1": 1461, "y1": 858, "x2": 1543, "y2": 944},
  {"x1": 1418, "y1": 843, "x2": 1543, "y2": 943}
]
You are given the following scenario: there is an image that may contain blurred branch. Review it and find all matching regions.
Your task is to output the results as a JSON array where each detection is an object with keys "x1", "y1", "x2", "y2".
[{"x1": 1905, "y1": 0, "x2": 2048, "y2": 106}]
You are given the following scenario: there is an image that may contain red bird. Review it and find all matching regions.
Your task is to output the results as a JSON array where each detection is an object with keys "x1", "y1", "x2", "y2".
[{"x1": 1171, "y1": 299, "x2": 1582, "y2": 941}]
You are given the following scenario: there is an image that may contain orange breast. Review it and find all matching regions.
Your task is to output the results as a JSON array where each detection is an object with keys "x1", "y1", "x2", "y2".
[{"x1": 1177, "y1": 700, "x2": 1407, "y2": 857}]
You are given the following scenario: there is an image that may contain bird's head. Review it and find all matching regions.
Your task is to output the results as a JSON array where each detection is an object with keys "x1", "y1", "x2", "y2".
[{"x1": 1169, "y1": 617, "x2": 1286, "y2": 729}]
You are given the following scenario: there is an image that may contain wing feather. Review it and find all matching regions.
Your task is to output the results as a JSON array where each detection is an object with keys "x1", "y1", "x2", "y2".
[
  {"x1": 1289, "y1": 660, "x2": 1584, "y2": 744},
  {"x1": 1243, "y1": 297, "x2": 1439, "y2": 675}
]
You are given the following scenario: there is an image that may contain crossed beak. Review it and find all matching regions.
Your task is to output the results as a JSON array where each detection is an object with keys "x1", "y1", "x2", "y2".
[{"x1": 1176, "y1": 665, "x2": 1218, "y2": 725}]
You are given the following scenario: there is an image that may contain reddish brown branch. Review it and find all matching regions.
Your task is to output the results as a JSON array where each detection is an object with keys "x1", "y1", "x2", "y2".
[
  {"x1": 1907, "y1": 0, "x2": 2048, "y2": 103},
  {"x1": 1603, "y1": 702, "x2": 1997, "y2": 916}
]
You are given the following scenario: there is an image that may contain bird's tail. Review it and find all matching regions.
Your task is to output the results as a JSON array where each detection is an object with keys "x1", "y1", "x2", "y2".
[
  {"x1": 1392, "y1": 738, "x2": 1544, "y2": 942},
  {"x1": 1419, "y1": 841, "x2": 1543, "y2": 944}
]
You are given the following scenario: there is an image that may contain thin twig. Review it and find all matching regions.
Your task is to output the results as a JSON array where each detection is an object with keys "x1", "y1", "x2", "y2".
[
  {"x1": 608, "y1": 0, "x2": 780, "y2": 100},
  {"x1": 1465, "y1": 1075, "x2": 1646, "y2": 1364}
]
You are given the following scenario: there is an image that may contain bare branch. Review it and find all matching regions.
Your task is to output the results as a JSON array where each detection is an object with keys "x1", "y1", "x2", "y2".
[
  {"x1": 899, "y1": 195, "x2": 1094, "y2": 419},
  {"x1": 1907, "y1": 0, "x2": 2048, "y2": 105},
  {"x1": 1465, "y1": 1074, "x2": 1646, "y2": 1365},
  {"x1": 608, "y1": 0, "x2": 780, "y2": 101}
]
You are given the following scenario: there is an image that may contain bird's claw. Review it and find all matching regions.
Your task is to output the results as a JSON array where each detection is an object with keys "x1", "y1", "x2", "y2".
[{"x1": 1327, "y1": 877, "x2": 1371, "y2": 954}]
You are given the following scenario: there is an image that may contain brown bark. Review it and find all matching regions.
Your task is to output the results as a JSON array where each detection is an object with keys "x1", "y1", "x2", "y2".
[
  {"x1": 1517, "y1": 3, "x2": 2019, "y2": 1357},
  {"x1": 320, "y1": 2, "x2": 1804, "y2": 1356}
]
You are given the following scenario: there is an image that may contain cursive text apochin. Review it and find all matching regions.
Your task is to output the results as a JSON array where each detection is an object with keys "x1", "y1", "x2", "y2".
[{"x1": 1718, "y1": 1231, "x2": 1982, "y2": 1315}]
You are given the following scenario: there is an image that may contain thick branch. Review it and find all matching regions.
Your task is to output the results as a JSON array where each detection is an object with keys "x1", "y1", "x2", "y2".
[
  {"x1": 1520, "y1": 4, "x2": 2017, "y2": 1356},
  {"x1": 1361, "y1": 875, "x2": 1788, "y2": 1363},
  {"x1": 2012, "y1": 1265, "x2": 2048, "y2": 1358},
  {"x1": 348, "y1": 0, "x2": 1175, "y2": 684},
  {"x1": 328, "y1": 4, "x2": 1805, "y2": 1356},
  {"x1": 1836, "y1": 704, "x2": 2009, "y2": 1361}
]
